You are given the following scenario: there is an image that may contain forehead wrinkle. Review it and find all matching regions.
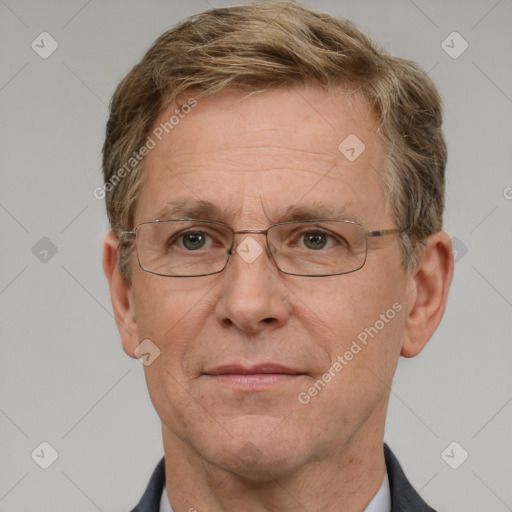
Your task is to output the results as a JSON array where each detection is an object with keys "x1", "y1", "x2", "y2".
[
  {"x1": 157, "y1": 167, "x2": 340, "y2": 176},
  {"x1": 154, "y1": 159, "x2": 346, "y2": 177},
  {"x1": 174, "y1": 145, "x2": 336, "y2": 157}
]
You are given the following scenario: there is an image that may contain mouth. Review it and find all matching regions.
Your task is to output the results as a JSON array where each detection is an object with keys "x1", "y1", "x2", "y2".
[{"x1": 204, "y1": 364, "x2": 307, "y2": 391}]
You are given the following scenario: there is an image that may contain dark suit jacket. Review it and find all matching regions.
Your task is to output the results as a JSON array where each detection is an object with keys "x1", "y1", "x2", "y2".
[{"x1": 130, "y1": 444, "x2": 437, "y2": 512}]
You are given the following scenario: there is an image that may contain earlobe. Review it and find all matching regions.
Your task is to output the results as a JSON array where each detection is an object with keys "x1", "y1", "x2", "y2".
[
  {"x1": 401, "y1": 231, "x2": 454, "y2": 358},
  {"x1": 102, "y1": 231, "x2": 140, "y2": 359}
]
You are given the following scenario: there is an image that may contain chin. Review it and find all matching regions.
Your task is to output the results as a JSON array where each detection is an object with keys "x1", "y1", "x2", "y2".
[
  {"x1": 215, "y1": 441, "x2": 305, "y2": 483},
  {"x1": 204, "y1": 418, "x2": 311, "y2": 482}
]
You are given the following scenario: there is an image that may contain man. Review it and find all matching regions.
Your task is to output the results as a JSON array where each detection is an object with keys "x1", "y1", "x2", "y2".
[{"x1": 102, "y1": 2, "x2": 453, "y2": 511}]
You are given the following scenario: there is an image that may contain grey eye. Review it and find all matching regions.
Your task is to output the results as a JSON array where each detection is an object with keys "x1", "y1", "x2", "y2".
[
  {"x1": 182, "y1": 233, "x2": 207, "y2": 250},
  {"x1": 303, "y1": 232, "x2": 328, "y2": 250}
]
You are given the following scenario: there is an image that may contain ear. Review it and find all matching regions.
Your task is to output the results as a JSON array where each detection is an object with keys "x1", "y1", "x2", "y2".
[
  {"x1": 102, "y1": 231, "x2": 140, "y2": 359},
  {"x1": 401, "y1": 231, "x2": 454, "y2": 358}
]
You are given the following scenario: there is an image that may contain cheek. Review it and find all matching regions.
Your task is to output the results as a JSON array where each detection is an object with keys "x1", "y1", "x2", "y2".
[
  {"x1": 290, "y1": 262, "x2": 407, "y2": 423},
  {"x1": 132, "y1": 276, "x2": 215, "y2": 366},
  {"x1": 132, "y1": 278, "x2": 217, "y2": 427},
  {"x1": 293, "y1": 267, "x2": 404, "y2": 345},
  {"x1": 293, "y1": 277, "x2": 405, "y2": 431}
]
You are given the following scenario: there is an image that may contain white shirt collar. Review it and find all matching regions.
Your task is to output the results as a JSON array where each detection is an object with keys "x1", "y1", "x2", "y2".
[
  {"x1": 365, "y1": 469, "x2": 391, "y2": 512},
  {"x1": 160, "y1": 469, "x2": 391, "y2": 512},
  {"x1": 159, "y1": 483, "x2": 173, "y2": 512}
]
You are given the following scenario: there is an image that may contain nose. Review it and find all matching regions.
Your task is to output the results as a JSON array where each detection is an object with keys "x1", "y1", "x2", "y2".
[{"x1": 214, "y1": 234, "x2": 291, "y2": 334}]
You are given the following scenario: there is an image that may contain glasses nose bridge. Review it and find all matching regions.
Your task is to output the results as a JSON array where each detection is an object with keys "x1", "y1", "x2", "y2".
[
  {"x1": 233, "y1": 228, "x2": 269, "y2": 236},
  {"x1": 232, "y1": 228, "x2": 272, "y2": 248},
  {"x1": 229, "y1": 228, "x2": 275, "y2": 265}
]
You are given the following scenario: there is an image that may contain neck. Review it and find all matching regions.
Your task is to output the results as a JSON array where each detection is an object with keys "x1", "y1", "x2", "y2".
[{"x1": 161, "y1": 404, "x2": 387, "y2": 512}]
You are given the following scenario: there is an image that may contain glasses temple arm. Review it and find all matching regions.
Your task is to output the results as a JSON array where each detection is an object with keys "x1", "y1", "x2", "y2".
[
  {"x1": 366, "y1": 228, "x2": 405, "y2": 238},
  {"x1": 119, "y1": 230, "x2": 136, "y2": 242}
]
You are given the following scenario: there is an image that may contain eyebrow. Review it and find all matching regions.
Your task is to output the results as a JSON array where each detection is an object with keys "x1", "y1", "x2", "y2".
[
  {"x1": 153, "y1": 200, "x2": 231, "y2": 221},
  {"x1": 277, "y1": 203, "x2": 357, "y2": 223},
  {"x1": 152, "y1": 200, "x2": 358, "y2": 224}
]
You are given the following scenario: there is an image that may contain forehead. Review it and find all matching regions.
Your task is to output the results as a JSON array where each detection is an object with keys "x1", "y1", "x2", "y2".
[{"x1": 135, "y1": 86, "x2": 389, "y2": 226}]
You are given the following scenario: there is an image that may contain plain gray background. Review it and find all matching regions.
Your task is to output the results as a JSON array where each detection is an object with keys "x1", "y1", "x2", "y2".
[{"x1": 1, "y1": 0, "x2": 511, "y2": 510}]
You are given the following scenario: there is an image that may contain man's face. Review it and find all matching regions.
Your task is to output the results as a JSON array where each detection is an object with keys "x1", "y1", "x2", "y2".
[{"x1": 129, "y1": 86, "x2": 411, "y2": 479}]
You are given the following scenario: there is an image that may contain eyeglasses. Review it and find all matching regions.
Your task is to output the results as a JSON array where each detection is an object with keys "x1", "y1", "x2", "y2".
[{"x1": 120, "y1": 219, "x2": 403, "y2": 277}]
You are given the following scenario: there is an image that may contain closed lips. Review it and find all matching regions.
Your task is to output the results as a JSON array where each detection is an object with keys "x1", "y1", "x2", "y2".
[{"x1": 205, "y1": 364, "x2": 305, "y2": 375}]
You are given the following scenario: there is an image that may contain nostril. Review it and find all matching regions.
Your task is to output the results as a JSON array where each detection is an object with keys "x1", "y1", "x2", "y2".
[{"x1": 221, "y1": 318, "x2": 234, "y2": 328}]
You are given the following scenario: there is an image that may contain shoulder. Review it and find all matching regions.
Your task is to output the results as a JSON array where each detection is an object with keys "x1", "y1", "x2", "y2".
[
  {"x1": 129, "y1": 456, "x2": 166, "y2": 512},
  {"x1": 384, "y1": 444, "x2": 438, "y2": 512}
]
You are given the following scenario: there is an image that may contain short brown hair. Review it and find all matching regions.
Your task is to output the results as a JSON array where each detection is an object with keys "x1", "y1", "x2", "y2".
[{"x1": 102, "y1": 1, "x2": 446, "y2": 280}]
